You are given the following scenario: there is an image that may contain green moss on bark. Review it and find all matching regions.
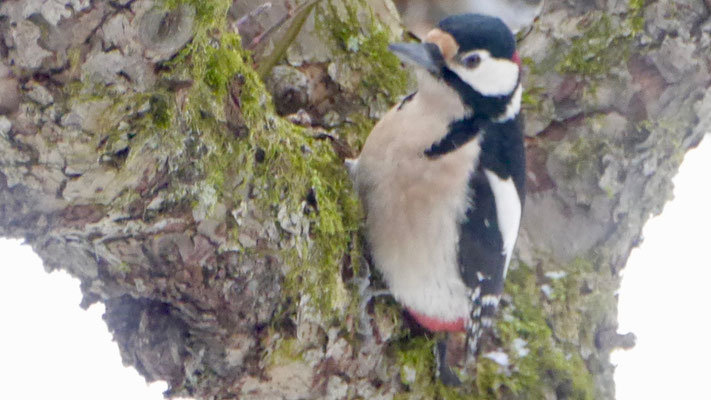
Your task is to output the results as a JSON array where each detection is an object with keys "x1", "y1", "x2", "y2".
[
  {"x1": 62, "y1": 0, "x2": 378, "y2": 323},
  {"x1": 556, "y1": 1, "x2": 646, "y2": 79},
  {"x1": 161, "y1": 1, "x2": 362, "y2": 319},
  {"x1": 496, "y1": 263, "x2": 595, "y2": 400}
]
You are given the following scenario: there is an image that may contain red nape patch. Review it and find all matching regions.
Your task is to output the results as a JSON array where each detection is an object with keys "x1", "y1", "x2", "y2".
[
  {"x1": 407, "y1": 309, "x2": 466, "y2": 332},
  {"x1": 512, "y1": 51, "x2": 522, "y2": 66}
]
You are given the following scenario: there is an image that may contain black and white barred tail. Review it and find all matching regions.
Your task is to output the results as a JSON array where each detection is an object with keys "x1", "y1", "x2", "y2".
[
  {"x1": 466, "y1": 284, "x2": 502, "y2": 357},
  {"x1": 466, "y1": 285, "x2": 482, "y2": 356}
]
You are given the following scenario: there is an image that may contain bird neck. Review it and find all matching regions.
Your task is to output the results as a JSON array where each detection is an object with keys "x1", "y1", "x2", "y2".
[
  {"x1": 415, "y1": 69, "x2": 471, "y2": 122},
  {"x1": 420, "y1": 78, "x2": 522, "y2": 158}
]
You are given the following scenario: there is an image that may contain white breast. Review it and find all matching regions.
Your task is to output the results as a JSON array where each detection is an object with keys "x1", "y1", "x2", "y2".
[{"x1": 364, "y1": 139, "x2": 481, "y2": 323}]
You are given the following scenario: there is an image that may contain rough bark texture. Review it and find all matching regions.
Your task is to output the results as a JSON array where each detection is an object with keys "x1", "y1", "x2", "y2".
[{"x1": 1, "y1": 0, "x2": 709, "y2": 399}]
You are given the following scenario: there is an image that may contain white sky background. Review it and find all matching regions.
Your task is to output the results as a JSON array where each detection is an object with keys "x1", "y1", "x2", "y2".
[
  {"x1": 613, "y1": 135, "x2": 711, "y2": 400},
  {"x1": 0, "y1": 136, "x2": 709, "y2": 399},
  {"x1": 0, "y1": 241, "x2": 170, "y2": 400}
]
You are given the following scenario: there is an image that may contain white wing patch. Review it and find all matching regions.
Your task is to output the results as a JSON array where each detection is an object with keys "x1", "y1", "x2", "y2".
[{"x1": 483, "y1": 169, "x2": 521, "y2": 277}]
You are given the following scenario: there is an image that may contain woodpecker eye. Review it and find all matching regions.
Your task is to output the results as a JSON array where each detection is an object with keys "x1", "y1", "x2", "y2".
[{"x1": 462, "y1": 53, "x2": 481, "y2": 69}]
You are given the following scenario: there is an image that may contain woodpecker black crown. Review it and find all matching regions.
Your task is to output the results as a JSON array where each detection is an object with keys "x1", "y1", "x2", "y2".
[{"x1": 438, "y1": 14, "x2": 516, "y2": 61}]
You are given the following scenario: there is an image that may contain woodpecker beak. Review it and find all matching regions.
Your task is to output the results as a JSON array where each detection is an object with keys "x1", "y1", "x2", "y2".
[{"x1": 388, "y1": 42, "x2": 443, "y2": 75}]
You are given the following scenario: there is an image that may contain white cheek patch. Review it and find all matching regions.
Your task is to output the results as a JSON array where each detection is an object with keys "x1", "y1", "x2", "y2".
[
  {"x1": 450, "y1": 50, "x2": 520, "y2": 97},
  {"x1": 483, "y1": 169, "x2": 521, "y2": 277}
]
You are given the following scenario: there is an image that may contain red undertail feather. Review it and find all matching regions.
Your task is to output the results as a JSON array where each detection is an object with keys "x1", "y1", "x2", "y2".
[{"x1": 407, "y1": 309, "x2": 466, "y2": 332}]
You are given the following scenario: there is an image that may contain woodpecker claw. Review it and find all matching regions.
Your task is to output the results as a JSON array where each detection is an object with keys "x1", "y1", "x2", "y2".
[
  {"x1": 347, "y1": 257, "x2": 390, "y2": 338},
  {"x1": 356, "y1": 287, "x2": 390, "y2": 337},
  {"x1": 344, "y1": 158, "x2": 358, "y2": 180}
]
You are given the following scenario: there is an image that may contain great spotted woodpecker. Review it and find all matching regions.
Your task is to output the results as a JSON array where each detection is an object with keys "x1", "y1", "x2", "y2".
[{"x1": 348, "y1": 14, "x2": 525, "y2": 384}]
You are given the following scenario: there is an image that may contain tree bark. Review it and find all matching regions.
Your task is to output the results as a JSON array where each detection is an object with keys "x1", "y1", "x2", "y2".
[{"x1": 1, "y1": 0, "x2": 709, "y2": 399}]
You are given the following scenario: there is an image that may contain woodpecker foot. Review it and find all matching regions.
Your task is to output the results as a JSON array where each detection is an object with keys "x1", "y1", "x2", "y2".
[
  {"x1": 435, "y1": 338, "x2": 462, "y2": 386},
  {"x1": 344, "y1": 157, "x2": 358, "y2": 178},
  {"x1": 356, "y1": 286, "x2": 390, "y2": 337},
  {"x1": 347, "y1": 257, "x2": 390, "y2": 337}
]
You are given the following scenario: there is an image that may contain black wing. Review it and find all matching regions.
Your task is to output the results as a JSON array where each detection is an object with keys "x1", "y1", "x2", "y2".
[{"x1": 458, "y1": 118, "x2": 525, "y2": 355}]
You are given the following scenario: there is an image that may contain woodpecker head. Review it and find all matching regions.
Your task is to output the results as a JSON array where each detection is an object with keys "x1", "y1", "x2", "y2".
[{"x1": 389, "y1": 14, "x2": 522, "y2": 121}]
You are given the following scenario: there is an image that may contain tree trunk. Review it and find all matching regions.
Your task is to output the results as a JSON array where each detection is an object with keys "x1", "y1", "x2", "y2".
[{"x1": 1, "y1": 0, "x2": 709, "y2": 398}]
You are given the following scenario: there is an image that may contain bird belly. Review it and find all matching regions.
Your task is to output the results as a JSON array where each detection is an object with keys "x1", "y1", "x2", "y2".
[{"x1": 363, "y1": 139, "x2": 481, "y2": 328}]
